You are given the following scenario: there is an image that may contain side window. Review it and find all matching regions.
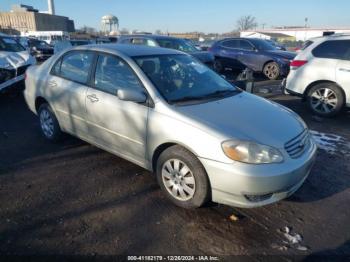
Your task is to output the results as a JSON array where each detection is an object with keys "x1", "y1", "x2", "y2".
[
  {"x1": 221, "y1": 40, "x2": 239, "y2": 49},
  {"x1": 312, "y1": 40, "x2": 350, "y2": 60},
  {"x1": 94, "y1": 54, "x2": 144, "y2": 95},
  {"x1": 60, "y1": 51, "x2": 94, "y2": 84},
  {"x1": 239, "y1": 40, "x2": 254, "y2": 51},
  {"x1": 51, "y1": 58, "x2": 62, "y2": 75},
  {"x1": 131, "y1": 38, "x2": 146, "y2": 45},
  {"x1": 146, "y1": 39, "x2": 157, "y2": 47}
]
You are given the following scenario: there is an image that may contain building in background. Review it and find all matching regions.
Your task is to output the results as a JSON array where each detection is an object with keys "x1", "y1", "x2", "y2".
[
  {"x1": 0, "y1": 2, "x2": 75, "y2": 35},
  {"x1": 241, "y1": 28, "x2": 350, "y2": 42}
]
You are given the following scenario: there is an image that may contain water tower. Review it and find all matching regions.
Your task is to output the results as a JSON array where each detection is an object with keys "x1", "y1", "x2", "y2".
[{"x1": 101, "y1": 15, "x2": 119, "y2": 35}]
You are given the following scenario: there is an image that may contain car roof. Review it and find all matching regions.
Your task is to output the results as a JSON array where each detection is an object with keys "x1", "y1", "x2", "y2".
[
  {"x1": 72, "y1": 43, "x2": 184, "y2": 57},
  {"x1": 119, "y1": 34, "x2": 183, "y2": 41}
]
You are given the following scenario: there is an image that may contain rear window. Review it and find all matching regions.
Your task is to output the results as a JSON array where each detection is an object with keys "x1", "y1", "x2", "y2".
[
  {"x1": 301, "y1": 41, "x2": 314, "y2": 50},
  {"x1": 312, "y1": 40, "x2": 350, "y2": 60}
]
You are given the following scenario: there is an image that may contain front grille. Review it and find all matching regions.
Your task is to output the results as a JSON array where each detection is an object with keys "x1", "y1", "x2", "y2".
[
  {"x1": 285, "y1": 129, "x2": 310, "y2": 159},
  {"x1": 16, "y1": 65, "x2": 30, "y2": 76}
]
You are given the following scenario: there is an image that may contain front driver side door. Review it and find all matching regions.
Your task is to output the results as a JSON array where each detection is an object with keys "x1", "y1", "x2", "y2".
[{"x1": 85, "y1": 53, "x2": 149, "y2": 165}]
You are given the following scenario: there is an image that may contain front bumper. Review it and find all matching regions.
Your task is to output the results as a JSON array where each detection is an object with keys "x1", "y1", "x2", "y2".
[{"x1": 199, "y1": 140, "x2": 317, "y2": 208}]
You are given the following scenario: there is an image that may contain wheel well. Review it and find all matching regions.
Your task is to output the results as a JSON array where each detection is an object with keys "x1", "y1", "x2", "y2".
[
  {"x1": 303, "y1": 80, "x2": 346, "y2": 101},
  {"x1": 262, "y1": 60, "x2": 275, "y2": 70},
  {"x1": 151, "y1": 143, "x2": 177, "y2": 172},
  {"x1": 35, "y1": 97, "x2": 48, "y2": 113}
]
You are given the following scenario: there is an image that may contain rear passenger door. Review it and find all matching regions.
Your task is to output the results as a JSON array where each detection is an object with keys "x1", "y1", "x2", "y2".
[
  {"x1": 85, "y1": 53, "x2": 149, "y2": 164},
  {"x1": 48, "y1": 50, "x2": 95, "y2": 138}
]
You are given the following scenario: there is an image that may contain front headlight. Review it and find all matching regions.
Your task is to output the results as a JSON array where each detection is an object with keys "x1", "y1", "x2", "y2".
[{"x1": 222, "y1": 140, "x2": 284, "y2": 164}]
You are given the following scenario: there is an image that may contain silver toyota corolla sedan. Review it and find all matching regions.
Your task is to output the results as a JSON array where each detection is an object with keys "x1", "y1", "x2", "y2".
[{"x1": 24, "y1": 44, "x2": 317, "y2": 209}]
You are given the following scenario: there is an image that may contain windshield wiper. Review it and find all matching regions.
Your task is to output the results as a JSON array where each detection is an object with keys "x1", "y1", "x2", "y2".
[
  {"x1": 169, "y1": 95, "x2": 207, "y2": 103},
  {"x1": 169, "y1": 89, "x2": 240, "y2": 104},
  {"x1": 203, "y1": 89, "x2": 241, "y2": 98}
]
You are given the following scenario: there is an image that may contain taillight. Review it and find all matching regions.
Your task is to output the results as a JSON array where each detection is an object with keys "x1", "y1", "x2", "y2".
[{"x1": 290, "y1": 60, "x2": 307, "y2": 70}]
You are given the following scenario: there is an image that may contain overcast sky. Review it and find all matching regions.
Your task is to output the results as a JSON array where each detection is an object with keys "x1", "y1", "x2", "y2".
[{"x1": 1, "y1": 0, "x2": 350, "y2": 33}]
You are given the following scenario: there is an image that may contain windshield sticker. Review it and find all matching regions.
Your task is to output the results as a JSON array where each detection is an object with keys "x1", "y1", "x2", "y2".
[
  {"x1": 190, "y1": 61, "x2": 208, "y2": 74},
  {"x1": 2, "y1": 38, "x2": 17, "y2": 44}
]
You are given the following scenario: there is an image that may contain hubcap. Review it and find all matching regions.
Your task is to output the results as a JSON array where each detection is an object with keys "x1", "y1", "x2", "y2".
[
  {"x1": 264, "y1": 63, "x2": 279, "y2": 79},
  {"x1": 310, "y1": 88, "x2": 338, "y2": 114},
  {"x1": 40, "y1": 109, "x2": 54, "y2": 138},
  {"x1": 161, "y1": 159, "x2": 195, "y2": 201}
]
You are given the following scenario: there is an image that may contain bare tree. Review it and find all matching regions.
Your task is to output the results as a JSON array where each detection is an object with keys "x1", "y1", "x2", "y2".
[
  {"x1": 236, "y1": 15, "x2": 258, "y2": 31},
  {"x1": 119, "y1": 28, "x2": 130, "y2": 35},
  {"x1": 155, "y1": 29, "x2": 162, "y2": 35},
  {"x1": 78, "y1": 25, "x2": 96, "y2": 35}
]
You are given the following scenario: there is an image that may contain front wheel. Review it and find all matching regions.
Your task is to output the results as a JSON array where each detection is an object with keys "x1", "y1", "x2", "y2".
[
  {"x1": 307, "y1": 83, "x2": 344, "y2": 117},
  {"x1": 156, "y1": 145, "x2": 210, "y2": 209},
  {"x1": 38, "y1": 103, "x2": 63, "y2": 142},
  {"x1": 263, "y1": 61, "x2": 280, "y2": 80}
]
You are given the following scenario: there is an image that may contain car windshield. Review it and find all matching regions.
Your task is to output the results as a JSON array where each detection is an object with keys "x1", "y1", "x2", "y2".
[
  {"x1": 0, "y1": 37, "x2": 25, "y2": 52},
  {"x1": 156, "y1": 38, "x2": 198, "y2": 53},
  {"x1": 135, "y1": 54, "x2": 240, "y2": 104},
  {"x1": 251, "y1": 39, "x2": 276, "y2": 51}
]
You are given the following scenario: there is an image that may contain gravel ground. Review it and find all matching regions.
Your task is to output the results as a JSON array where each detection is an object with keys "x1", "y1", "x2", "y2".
[{"x1": 0, "y1": 84, "x2": 349, "y2": 260}]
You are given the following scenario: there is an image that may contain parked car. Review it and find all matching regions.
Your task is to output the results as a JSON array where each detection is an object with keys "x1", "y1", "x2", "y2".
[
  {"x1": 24, "y1": 44, "x2": 317, "y2": 209},
  {"x1": 266, "y1": 39, "x2": 287, "y2": 51},
  {"x1": 285, "y1": 34, "x2": 350, "y2": 117},
  {"x1": 28, "y1": 38, "x2": 54, "y2": 61},
  {"x1": 118, "y1": 35, "x2": 215, "y2": 68},
  {"x1": 0, "y1": 34, "x2": 35, "y2": 92},
  {"x1": 70, "y1": 39, "x2": 93, "y2": 46},
  {"x1": 209, "y1": 38, "x2": 296, "y2": 80}
]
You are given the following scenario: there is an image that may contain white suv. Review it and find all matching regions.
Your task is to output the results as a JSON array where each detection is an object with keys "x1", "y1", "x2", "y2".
[{"x1": 285, "y1": 35, "x2": 350, "y2": 117}]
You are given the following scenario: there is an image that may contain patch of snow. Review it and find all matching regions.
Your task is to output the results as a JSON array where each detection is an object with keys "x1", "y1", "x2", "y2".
[{"x1": 310, "y1": 130, "x2": 350, "y2": 155}]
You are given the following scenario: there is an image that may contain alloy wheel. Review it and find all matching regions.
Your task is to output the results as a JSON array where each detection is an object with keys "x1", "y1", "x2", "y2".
[
  {"x1": 264, "y1": 63, "x2": 279, "y2": 80},
  {"x1": 310, "y1": 88, "x2": 338, "y2": 114},
  {"x1": 161, "y1": 159, "x2": 196, "y2": 201},
  {"x1": 40, "y1": 109, "x2": 54, "y2": 138}
]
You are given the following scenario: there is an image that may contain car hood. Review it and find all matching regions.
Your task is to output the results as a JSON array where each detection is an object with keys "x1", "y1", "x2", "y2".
[
  {"x1": 266, "y1": 50, "x2": 296, "y2": 60},
  {"x1": 174, "y1": 92, "x2": 306, "y2": 148},
  {"x1": 0, "y1": 51, "x2": 35, "y2": 69},
  {"x1": 189, "y1": 51, "x2": 215, "y2": 63}
]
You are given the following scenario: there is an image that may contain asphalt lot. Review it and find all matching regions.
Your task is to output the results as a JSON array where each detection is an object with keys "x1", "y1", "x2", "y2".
[{"x1": 0, "y1": 82, "x2": 350, "y2": 260}]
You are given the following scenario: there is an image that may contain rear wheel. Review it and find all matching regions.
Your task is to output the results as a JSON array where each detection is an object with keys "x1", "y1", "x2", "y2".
[
  {"x1": 263, "y1": 61, "x2": 280, "y2": 80},
  {"x1": 38, "y1": 103, "x2": 63, "y2": 142},
  {"x1": 307, "y1": 83, "x2": 345, "y2": 117},
  {"x1": 156, "y1": 145, "x2": 210, "y2": 209}
]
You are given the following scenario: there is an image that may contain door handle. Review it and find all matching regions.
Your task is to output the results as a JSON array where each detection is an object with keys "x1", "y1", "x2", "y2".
[
  {"x1": 238, "y1": 52, "x2": 244, "y2": 55},
  {"x1": 339, "y1": 68, "x2": 350, "y2": 72},
  {"x1": 48, "y1": 80, "x2": 57, "y2": 87},
  {"x1": 87, "y1": 94, "x2": 99, "y2": 103}
]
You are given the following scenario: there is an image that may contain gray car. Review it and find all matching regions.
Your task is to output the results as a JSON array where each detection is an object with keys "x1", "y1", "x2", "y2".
[{"x1": 24, "y1": 44, "x2": 317, "y2": 209}]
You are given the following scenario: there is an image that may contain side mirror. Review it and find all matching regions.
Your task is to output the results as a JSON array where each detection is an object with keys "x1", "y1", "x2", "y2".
[{"x1": 117, "y1": 88, "x2": 147, "y2": 103}]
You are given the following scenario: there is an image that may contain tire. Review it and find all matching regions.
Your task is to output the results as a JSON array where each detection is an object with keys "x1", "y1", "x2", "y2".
[
  {"x1": 156, "y1": 145, "x2": 210, "y2": 209},
  {"x1": 38, "y1": 103, "x2": 63, "y2": 142},
  {"x1": 214, "y1": 59, "x2": 224, "y2": 73},
  {"x1": 263, "y1": 61, "x2": 280, "y2": 80},
  {"x1": 306, "y1": 83, "x2": 345, "y2": 117}
]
